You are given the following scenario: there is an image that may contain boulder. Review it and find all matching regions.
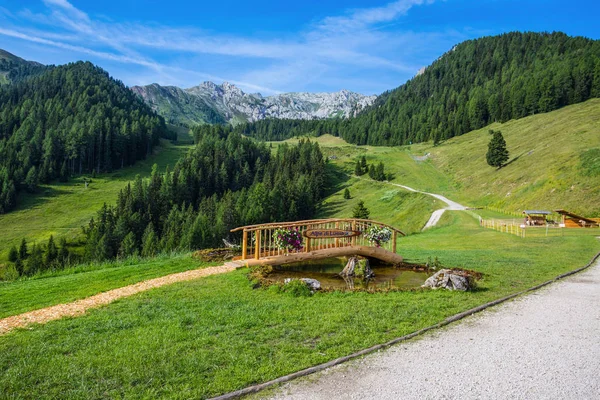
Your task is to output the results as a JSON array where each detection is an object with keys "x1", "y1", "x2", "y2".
[
  {"x1": 422, "y1": 269, "x2": 472, "y2": 291},
  {"x1": 284, "y1": 278, "x2": 321, "y2": 291}
]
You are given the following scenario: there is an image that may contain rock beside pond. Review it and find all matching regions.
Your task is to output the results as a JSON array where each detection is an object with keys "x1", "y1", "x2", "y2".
[
  {"x1": 284, "y1": 278, "x2": 321, "y2": 291},
  {"x1": 422, "y1": 269, "x2": 472, "y2": 291}
]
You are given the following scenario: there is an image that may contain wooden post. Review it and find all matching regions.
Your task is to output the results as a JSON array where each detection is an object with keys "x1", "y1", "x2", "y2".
[
  {"x1": 335, "y1": 222, "x2": 340, "y2": 248},
  {"x1": 351, "y1": 220, "x2": 357, "y2": 246},
  {"x1": 254, "y1": 230, "x2": 261, "y2": 260},
  {"x1": 392, "y1": 231, "x2": 397, "y2": 253},
  {"x1": 242, "y1": 230, "x2": 248, "y2": 260},
  {"x1": 306, "y1": 238, "x2": 311, "y2": 253}
]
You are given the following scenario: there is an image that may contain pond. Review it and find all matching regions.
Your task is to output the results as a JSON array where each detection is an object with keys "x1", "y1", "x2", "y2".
[{"x1": 265, "y1": 257, "x2": 432, "y2": 290}]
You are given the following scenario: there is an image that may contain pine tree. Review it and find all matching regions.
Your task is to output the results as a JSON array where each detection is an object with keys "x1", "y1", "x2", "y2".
[
  {"x1": 343, "y1": 188, "x2": 351, "y2": 199},
  {"x1": 8, "y1": 246, "x2": 18, "y2": 262},
  {"x1": 19, "y1": 238, "x2": 28, "y2": 259},
  {"x1": 352, "y1": 200, "x2": 370, "y2": 220},
  {"x1": 45, "y1": 235, "x2": 58, "y2": 266},
  {"x1": 14, "y1": 258, "x2": 24, "y2": 277},
  {"x1": 354, "y1": 160, "x2": 363, "y2": 176},
  {"x1": 360, "y1": 156, "x2": 367, "y2": 172},
  {"x1": 27, "y1": 244, "x2": 44, "y2": 275},
  {"x1": 486, "y1": 130, "x2": 510, "y2": 169},
  {"x1": 141, "y1": 222, "x2": 158, "y2": 258},
  {"x1": 58, "y1": 237, "x2": 70, "y2": 264},
  {"x1": 120, "y1": 232, "x2": 138, "y2": 258}
]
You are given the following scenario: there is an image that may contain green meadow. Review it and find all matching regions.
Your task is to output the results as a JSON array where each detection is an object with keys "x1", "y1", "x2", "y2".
[
  {"x1": 0, "y1": 211, "x2": 598, "y2": 399},
  {"x1": 1, "y1": 103, "x2": 600, "y2": 398},
  {"x1": 0, "y1": 140, "x2": 192, "y2": 264}
]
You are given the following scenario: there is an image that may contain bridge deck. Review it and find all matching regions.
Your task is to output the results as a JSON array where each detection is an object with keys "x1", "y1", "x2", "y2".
[
  {"x1": 234, "y1": 245, "x2": 404, "y2": 267},
  {"x1": 231, "y1": 218, "x2": 406, "y2": 267}
]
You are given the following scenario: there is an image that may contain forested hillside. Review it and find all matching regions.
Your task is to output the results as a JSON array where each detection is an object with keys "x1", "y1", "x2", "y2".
[
  {"x1": 0, "y1": 61, "x2": 170, "y2": 214},
  {"x1": 237, "y1": 32, "x2": 600, "y2": 144},
  {"x1": 0, "y1": 49, "x2": 47, "y2": 85},
  {"x1": 82, "y1": 127, "x2": 325, "y2": 262}
]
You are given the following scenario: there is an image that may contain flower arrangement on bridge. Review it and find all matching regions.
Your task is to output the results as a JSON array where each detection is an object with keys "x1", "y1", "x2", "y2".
[
  {"x1": 273, "y1": 228, "x2": 303, "y2": 252},
  {"x1": 364, "y1": 225, "x2": 392, "y2": 247}
]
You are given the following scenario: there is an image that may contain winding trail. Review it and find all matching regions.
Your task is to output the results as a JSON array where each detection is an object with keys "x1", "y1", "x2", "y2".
[
  {"x1": 267, "y1": 257, "x2": 600, "y2": 400},
  {"x1": 383, "y1": 180, "x2": 467, "y2": 229},
  {"x1": 0, "y1": 264, "x2": 238, "y2": 335}
]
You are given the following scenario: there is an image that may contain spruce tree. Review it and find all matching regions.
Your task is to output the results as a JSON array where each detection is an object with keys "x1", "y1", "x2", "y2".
[
  {"x1": 141, "y1": 222, "x2": 158, "y2": 258},
  {"x1": 120, "y1": 232, "x2": 138, "y2": 258},
  {"x1": 360, "y1": 156, "x2": 367, "y2": 172},
  {"x1": 343, "y1": 188, "x2": 351, "y2": 199},
  {"x1": 8, "y1": 246, "x2": 18, "y2": 262},
  {"x1": 27, "y1": 244, "x2": 44, "y2": 275},
  {"x1": 354, "y1": 160, "x2": 363, "y2": 176},
  {"x1": 486, "y1": 130, "x2": 510, "y2": 168},
  {"x1": 58, "y1": 237, "x2": 69, "y2": 264},
  {"x1": 14, "y1": 258, "x2": 24, "y2": 277},
  {"x1": 45, "y1": 235, "x2": 58, "y2": 266},
  {"x1": 19, "y1": 238, "x2": 28, "y2": 259},
  {"x1": 352, "y1": 200, "x2": 370, "y2": 220}
]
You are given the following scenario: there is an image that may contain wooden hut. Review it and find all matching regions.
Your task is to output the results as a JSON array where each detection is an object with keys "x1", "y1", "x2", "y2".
[
  {"x1": 554, "y1": 210, "x2": 600, "y2": 228},
  {"x1": 522, "y1": 210, "x2": 551, "y2": 226}
]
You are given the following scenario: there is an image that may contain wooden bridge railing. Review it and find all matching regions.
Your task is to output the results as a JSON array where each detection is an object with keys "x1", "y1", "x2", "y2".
[{"x1": 230, "y1": 218, "x2": 406, "y2": 261}]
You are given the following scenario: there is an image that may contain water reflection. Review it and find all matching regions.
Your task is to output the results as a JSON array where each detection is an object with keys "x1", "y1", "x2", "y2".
[{"x1": 267, "y1": 258, "x2": 432, "y2": 290}]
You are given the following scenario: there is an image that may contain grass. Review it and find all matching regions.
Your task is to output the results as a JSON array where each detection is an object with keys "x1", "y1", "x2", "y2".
[
  {"x1": 0, "y1": 211, "x2": 598, "y2": 399},
  {"x1": 0, "y1": 254, "x2": 217, "y2": 319},
  {"x1": 317, "y1": 172, "x2": 442, "y2": 234},
  {"x1": 0, "y1": 140, "x2": 192, "y2": 263},
  {"x1": 410, "y1": 99, "x2": 600, "y2": 216}
]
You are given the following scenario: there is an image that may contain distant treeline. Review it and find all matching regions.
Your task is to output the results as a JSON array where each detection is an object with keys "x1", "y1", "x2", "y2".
[
  {"x1": 82, "y1": 126, "x2": 325, "y2": 261},
  {"x1": 235, "y1": 32, "x2": 600, "y2": 145},
  {"x1": 0, "y1": 61, "x2": 171, "y2": 214}
]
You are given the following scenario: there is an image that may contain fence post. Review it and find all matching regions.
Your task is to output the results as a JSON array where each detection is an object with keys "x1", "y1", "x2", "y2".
[
  {"x1": 242, "y1": 230, "x2": 248, "y2": 260},
  {"x1": 254, "y1": 230, "x2": 261, "y2": 260}
]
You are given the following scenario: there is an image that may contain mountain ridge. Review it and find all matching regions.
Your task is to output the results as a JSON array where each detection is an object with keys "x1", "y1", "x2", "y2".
[{"x1": 131, "y1": 81, "x2": 377, "y2": 126}]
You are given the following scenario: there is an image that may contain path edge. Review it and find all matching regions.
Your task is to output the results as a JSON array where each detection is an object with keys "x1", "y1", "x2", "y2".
[{"x1": 209, "y1": 250, "x2": 600, "y2": 400}]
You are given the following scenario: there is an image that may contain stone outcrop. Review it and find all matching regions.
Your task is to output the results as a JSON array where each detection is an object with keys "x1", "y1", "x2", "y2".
[
  {"x1": 422, "y1": 269, "x2": 474, "y2": 291},
  {"x1": 284, "y1": 278, "x2": 321, "y2": 291}
]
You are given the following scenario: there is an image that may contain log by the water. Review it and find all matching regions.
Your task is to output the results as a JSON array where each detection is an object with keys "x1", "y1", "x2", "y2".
[{"x1": 340, "y1": 256, "x2": 358, "y2": 277}]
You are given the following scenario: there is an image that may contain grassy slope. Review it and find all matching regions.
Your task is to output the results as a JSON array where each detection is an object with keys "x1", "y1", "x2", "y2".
[
  {"x1": 411, "y1": 99, "x2": 600, "y2": 215},
  {"x1": 0, "y1": 213, "x2": 597, "y2": 399},
  {"x1": 0, "y1": 140, "x2": 191, "y2": 262},
  {"x1": 272, "y1": 135, "x2": 448, "y2": 233},
  {"x1": 0, "y1": 255, "x2": 217, "y2": 319}
]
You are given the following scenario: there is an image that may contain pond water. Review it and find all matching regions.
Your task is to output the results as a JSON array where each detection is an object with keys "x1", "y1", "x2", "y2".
[{"x1": 266, "y1": 258, "x2": 432, "y2": 290}]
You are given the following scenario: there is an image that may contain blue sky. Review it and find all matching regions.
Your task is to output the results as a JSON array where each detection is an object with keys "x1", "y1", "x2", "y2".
[{"x1": 0, "y1": 0, "x2": 599, "y2": 96}]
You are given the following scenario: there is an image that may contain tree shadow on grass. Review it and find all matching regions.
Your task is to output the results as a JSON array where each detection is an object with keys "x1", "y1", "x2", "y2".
[
  {"x1": 323, "y1": 163, "x2": 351, "y2": 197},
  {"x1": 13, "y1": 186, "x2": 73, "y2": 212}
]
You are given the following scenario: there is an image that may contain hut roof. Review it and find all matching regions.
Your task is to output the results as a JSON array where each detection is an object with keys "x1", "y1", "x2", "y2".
[{"x1": 522, "y1": 210, "x2": 552, "y2": 215}]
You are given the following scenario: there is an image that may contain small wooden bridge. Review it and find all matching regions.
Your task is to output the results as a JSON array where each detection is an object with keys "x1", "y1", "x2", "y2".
[{"x1": 230, "y1": 218, "x2": 406, "y2": 267}]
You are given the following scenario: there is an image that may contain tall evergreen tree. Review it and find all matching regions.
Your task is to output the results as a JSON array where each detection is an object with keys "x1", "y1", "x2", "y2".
[
  {"x1": 352, "y1": 200, "x2": 370, "y2": 220},
  {"x1": 486, "y1": 130, "x2": 510, "y2": 169}
]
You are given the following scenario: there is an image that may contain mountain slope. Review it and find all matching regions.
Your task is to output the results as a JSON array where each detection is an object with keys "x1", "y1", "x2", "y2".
[
  {"x1": 0, "y1": 49, "x2": 46, "y2": 85},
  {"x1": 239, "y1": 31, "x2": 600, "y2": 145},
  {"x1": 413, "y1": 99, "x2": 600, "y2": 216},
  {"x1": 0, "y1": 61, "x2": 169, "y2": 214},
  {"x1": 131, "y1": 81, "x2": 376, "y2": 126}
]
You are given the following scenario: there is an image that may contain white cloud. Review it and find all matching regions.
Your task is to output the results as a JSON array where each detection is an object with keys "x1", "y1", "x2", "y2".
[{"x1": 0, "y1": 0, "x2": 449, "y2": 94}]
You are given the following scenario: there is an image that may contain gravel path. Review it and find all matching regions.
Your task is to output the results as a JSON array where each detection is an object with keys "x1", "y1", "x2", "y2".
[
  {"x1": 0, "y1": 264, "x2": 235, "y2": 335},
  {"x1": 267, "y1": 258, "x2": 600, "y2": 400},
  {"x1": 384, "y1": 182, "x2": 466, "y2": 229}
]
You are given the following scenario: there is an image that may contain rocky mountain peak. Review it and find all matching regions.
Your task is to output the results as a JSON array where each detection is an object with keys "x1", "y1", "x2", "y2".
[{"x1": 131, "y1": 80, "x2": 377, "y2": 126}]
